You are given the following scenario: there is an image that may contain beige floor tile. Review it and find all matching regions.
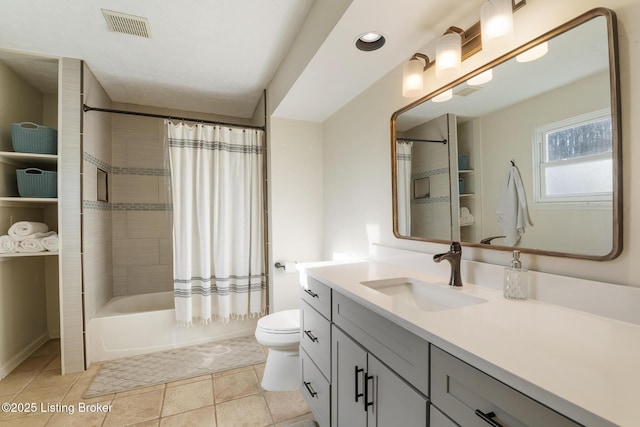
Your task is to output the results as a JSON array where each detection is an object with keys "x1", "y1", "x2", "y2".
[
  {"x1": 13, "y1": 383, "x2": 73, "y2": 407},
  {"x1": 44, "y1": 355, "x2": 61, "y2": 371},
  {"x1": 30, "y1": 340, "x2": 60, "y2": 357},
  {"x1": 79, "y1": 362, "x2": 104, "y2": 380},
  {"x1": 166, "y1": 374, "x2": 211, "y2": 388},
  {"x1": 211, "y1": 365, "x2": 253, "y2": 379},
  {"x1": 12, "y1": 355, "x2": 56, "y2": 374},
  {"x1": 213, "y1": 369, "x2": 260, "y2": 403},
  {"x1": 253, "y1": 363, "x2": 265, "y2": 383},
  {"x1": 62, "y1": 378, "x2": 115, "y2": 405},
  {"x1": 264, "y1": 390, "x2": 311, "y2": 424},
  {"x1": 0, "y1": 405, "x2": 46, "y2": 424},
  {"x1": 161, "y1": 379, "x2": 214, "y2": 417},
  {"x1": 103, "y1": 389, "x2": 164, "y2": 427},
  {"x1": 0, "y1": 371, "x2": 38, "y2": 395},
  {"x1": 215, "y1": 394, "x2": 272, "y2": 427},
  {"x1": 45, "y1": 399, "x2": 111, "y2": 427},
  {"x1": 115, "y1": 383, "x2": 165, "y2": 398},
  {"x1": 160, "y1": 405, "x2": 216, "y2": 427},
  {"x1": 127, "y1": 420, "x2": 160, "y2": 427},
  {"x1": 0, "y1": 412, "x2": 51, "y2": 427},
  {"x1": 274, "y1": 413, "x2": 316, "y2": 427},
  {"x1": 26, "y1": 368, "x2": 80, "y2": 390}
]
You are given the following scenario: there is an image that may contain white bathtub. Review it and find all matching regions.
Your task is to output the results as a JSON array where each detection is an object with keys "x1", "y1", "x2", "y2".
[{"x1": 89, "y1": 291, "x2": 258, "y2": 362}]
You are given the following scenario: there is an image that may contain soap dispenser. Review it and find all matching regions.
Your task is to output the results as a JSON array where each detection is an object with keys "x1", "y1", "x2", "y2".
[{"x1": 504, "y1": 250, "x2": 528, "y2": 300}]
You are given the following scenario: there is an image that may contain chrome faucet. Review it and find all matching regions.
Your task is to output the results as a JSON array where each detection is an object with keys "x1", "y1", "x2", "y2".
[{"x1": 433, "y1": 242, "x2": 463, "y2": 287}]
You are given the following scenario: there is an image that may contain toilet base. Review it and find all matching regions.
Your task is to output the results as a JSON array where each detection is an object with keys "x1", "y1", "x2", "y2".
[{"x1": 260, "y1": 347, "x2": 300, "y2": 391}]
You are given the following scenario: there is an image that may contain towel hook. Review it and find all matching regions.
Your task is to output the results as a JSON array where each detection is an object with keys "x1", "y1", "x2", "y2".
[{"x1": 510, "y1": 159, "x2": 515, "y2": 167}]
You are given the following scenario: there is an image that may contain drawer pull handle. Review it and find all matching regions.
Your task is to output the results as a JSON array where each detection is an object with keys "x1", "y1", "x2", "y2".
[
  {"x1": 303, "y1": 381, "x2": 318, "y2": 398},
  {"x1": 364, "y1": 373, "x2": 374, "y2": 411},
  {"x1": 475, "y1": 410, "x2": 504, "y2": 427},
  {"x1": 304, "y1": 289, "x2": 319, "y2": 298},
  {"x1": 355, "y1": 366, "x2": 364, "y2": 402},
  {"x1": 304, "y1": 330, "x2": 319, "y2": 342}
]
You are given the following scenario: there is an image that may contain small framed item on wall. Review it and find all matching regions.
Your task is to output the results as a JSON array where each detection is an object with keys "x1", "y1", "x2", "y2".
[{"x1": 414, "y1": 177, "x2": 430, "y2": 199}]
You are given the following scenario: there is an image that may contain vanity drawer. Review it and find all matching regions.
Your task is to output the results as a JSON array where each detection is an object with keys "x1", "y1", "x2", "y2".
[
  {"x1": 300, "y1": 300, "x2": 331, "y2": 378},
  {"x1": 301, "y1": 276, "x2": 332, "y2": 320},
  {"x1": 300, "y1": 347, "x2": 331, "y2": 427},
  {"x1": 431, "y1": 346, "x2": 580, "y2": 427},
  {"x1": 332, "y1": 291, "x2": 429, "y2": 396}
]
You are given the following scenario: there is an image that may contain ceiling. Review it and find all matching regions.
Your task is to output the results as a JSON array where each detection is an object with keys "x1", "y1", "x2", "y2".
[{"x1": 0, "y1": 0, "x2": 486, "y2": 122}]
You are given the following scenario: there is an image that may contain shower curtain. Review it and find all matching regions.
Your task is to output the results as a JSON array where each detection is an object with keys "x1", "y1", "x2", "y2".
[
  {"x1": 396, "y1": 141, "x2": 413, "y2": 235},
  {"x1": 166, "y1": 121, "x2": 266, "y2": 325}
]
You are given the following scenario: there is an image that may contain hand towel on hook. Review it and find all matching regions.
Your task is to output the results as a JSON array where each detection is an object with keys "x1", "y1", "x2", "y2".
[{"x1": 496, "y1": 165, "x2": 532, "y2": 246}]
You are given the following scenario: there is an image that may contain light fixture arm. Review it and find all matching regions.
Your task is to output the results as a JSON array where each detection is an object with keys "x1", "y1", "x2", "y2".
[
  {"x1": 410, "y1": 53, "x2": 431, "y2": 71},
  {"x1": 406, "y1": 0, "x2": 526, "y2": 73}
]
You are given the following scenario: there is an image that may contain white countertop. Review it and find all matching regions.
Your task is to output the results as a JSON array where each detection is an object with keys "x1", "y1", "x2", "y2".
[{"x1": 304, "y1": 260, "x2": 640, "y2": 427}]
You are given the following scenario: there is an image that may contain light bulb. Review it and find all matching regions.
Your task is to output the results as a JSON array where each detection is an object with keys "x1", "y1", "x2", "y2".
[{"x1": 436, "y1": 32, "x2": 462, "y2": 79}]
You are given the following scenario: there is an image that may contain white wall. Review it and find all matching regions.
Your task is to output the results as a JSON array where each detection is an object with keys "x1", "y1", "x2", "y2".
[
  {"x1": 321, "y1": 0, "x2": 640, "y2": 287},
  {"x1": 268, "y1": 117, "x2": 323, "y2": 311}
]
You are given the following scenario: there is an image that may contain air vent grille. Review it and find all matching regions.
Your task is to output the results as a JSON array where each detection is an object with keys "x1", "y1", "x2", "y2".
[{"x1": 102, "y1": 9, "x2": 151, "y2": 38}]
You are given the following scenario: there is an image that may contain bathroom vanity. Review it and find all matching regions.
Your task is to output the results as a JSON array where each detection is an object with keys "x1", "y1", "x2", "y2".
[{"x1": 298, "y1": 256, "x2": 640, "y2": 427}]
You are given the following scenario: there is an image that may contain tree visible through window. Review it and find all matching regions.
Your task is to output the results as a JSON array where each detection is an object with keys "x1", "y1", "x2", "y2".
[{"x1": 534, "y1": 109, "x2": 613, "y2": 203}]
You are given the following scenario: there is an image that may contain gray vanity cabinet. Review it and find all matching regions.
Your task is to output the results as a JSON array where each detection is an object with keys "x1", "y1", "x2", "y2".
[
  {"x1": 331, "y1": 326, "x2": 428, "y2": 427},
  {"x1": 430, "y1": 346, "x2": 581, "y2": 427}
]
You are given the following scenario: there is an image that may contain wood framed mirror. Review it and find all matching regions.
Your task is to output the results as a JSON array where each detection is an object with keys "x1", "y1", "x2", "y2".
[{"x1": 391, "y1": 8, "x2": 621, "y2": 260}]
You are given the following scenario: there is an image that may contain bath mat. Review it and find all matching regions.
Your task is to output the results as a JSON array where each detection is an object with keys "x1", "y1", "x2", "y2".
[{"x1": 84, "y1": 335, "x2": 266, "y2": 398}]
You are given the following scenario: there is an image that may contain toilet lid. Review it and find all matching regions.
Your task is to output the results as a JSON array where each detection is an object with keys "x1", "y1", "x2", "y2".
[{"x1": 257, "y1": 309, "x2": 300, "y2": 334}]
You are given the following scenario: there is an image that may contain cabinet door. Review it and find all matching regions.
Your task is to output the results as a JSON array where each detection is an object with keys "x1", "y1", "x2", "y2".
[
  {"x1": 332, "y1": 326, "x2": 368, "y2": 427},
  {"x1": 367, "y1": 355, "x2": 428, "y2": 427}
]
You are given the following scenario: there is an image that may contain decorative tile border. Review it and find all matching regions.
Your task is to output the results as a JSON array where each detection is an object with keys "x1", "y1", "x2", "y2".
[
  {"x1": 84, "y1": 152, "x2": 112, "y2": 173},
  {"x1": 83, "y1": 200, "x2": 111, "y2": 211},
  {"x1": 112, "y1": 203, "x2": 172, "y2": 211},
  {"x1": 411, "y1": 196, "x2": 450, "y2": 205},
  {"x1": 83, "y1": 201, "x2": 173, "y2": 212},
  {"x1": 411, "y1": 167, "x2": 449, "y2": 180},
  {"x1": 112, "y1": 167, "x2": 170, "y2": 176}
]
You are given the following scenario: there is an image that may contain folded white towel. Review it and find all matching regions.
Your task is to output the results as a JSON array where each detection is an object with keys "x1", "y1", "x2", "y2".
[
  {"x1": 17, "y1": 238, "x2": 46, "y2": 253},
  {"x1": 460, "y1": 212, "x2": 475, "y2": 226},
  {"x1": 42, "y1": 234, "x2": 59, "y2": 252},
  {"x1": 8, "y1": 221, "x2": 49, "y2": 241},
  {"x1": 0, "y1": 235, "x2": 17, "y2": 253},
  {"x1": 460, "y1": 207, "x2": 471, "y2": 216}
]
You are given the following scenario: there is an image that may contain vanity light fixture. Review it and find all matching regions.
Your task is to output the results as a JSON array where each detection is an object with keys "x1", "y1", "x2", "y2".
[
  {"x1": 516, "y1": 41, "x2": 549, "y2": 62},
  {"x1": 435, "y1": 28, "x2": 464, "y2": 79},
  {"x1": 467, "y1": 69, "x2": 493, "y2": 86},
  {"x1": 356, "y1": 32, "x2": 386, "y2": 51},
  {"x1": 402, "y1": 53, "x2": 430, "y2": 97},
  {"x1": 480, "y1": 0, "x2": 515, "y2": 52},
  {"x1": 432, "y1": 89, "x2": 453, "y2": 103},
  {"x1": 401, "y1": 0, "x2": 525, "y2": 97}
]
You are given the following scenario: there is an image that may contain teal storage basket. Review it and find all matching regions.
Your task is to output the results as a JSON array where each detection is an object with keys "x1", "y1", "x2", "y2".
[
  {"x1": 16, "y1": 168, "x2": 58, "y2": 198},
  {"x1": 11, "y1": 122, "x2": 58, "y2": 155}
]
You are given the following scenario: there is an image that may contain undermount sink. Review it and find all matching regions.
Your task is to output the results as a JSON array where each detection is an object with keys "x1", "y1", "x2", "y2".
[{"x1": 361, "y1": 277, "x2": 487, "y2": 312}]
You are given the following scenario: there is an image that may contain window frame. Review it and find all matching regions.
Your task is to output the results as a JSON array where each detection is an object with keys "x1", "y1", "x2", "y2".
[{"x1": 532, "y1": 108, "x2": 613, "y2": 206}]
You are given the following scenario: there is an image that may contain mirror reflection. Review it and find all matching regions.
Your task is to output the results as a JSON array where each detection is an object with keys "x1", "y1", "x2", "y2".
[{"x1": 392, "y1": 9, "x2": 621, "y2": 259}]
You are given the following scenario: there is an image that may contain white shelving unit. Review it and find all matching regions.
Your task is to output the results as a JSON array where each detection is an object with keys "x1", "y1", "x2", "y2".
[{"x1": 0, "y1": 150, "x2": 58, "y2": 257}]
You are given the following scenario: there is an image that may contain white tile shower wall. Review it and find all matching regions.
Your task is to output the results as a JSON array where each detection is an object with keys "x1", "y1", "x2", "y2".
[{"x1": 111, "y1": 111, "x2": 172, "y2": 296}]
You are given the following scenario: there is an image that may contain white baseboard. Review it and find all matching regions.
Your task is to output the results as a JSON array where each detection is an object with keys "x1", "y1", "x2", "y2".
[
  {"x1": 0, "y1": 333, "x2": 50, "y2": 380},
  {"x1": 48, "y1": 329, "x2": 60, "y2": 339}
]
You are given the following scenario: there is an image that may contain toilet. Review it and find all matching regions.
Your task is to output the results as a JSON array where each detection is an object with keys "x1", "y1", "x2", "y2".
[{"x1": 254, "y1": 308, "x2": 301, "y2": 391}]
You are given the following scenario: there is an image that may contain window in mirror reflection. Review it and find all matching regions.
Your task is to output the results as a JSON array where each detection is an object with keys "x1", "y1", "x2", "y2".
[{"x1": 534, "y1": 108, "x2": 612, "y2": 204}]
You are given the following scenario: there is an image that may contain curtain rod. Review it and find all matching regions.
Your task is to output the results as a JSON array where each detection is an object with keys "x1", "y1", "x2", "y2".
[
  {"x1": 397, "y1": 137, "x2": 447, "y2": 144},
  {"x1": 82, "y1": 105, "x2": 266, "y2": 131}
]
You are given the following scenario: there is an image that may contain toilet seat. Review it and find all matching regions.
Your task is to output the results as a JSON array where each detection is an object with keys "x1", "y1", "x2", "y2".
[{"x1": 256, "y1": 309, "x2": 299, "y2": 334}]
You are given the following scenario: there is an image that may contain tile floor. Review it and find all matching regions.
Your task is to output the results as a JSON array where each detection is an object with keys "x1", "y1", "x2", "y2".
[{"x1": 0, "y1": 340, "x2": 315, "y2": 427}]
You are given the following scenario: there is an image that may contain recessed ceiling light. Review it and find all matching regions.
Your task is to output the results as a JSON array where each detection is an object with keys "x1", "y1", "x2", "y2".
[{"x1": 356, "y1": 32, "x2": 386, "y2": 51}]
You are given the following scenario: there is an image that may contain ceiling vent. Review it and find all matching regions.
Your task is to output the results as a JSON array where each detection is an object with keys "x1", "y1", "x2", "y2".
[
  {"x1": 102, "y1": 9, "x2": 151, "y2": 38},
  {"x1": 454, "y1": 86, "x2": 482, "y2": 97}
]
